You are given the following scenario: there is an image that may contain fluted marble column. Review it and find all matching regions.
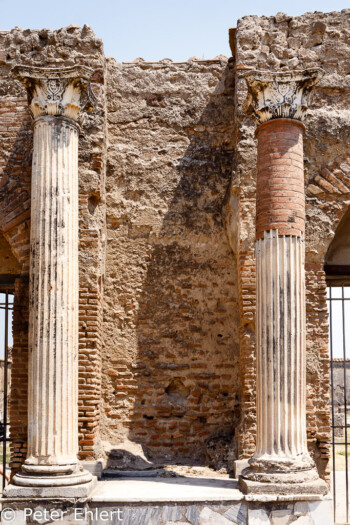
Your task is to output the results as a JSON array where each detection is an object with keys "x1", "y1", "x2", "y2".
[
  {"x1": 239, "y1": 70, "x2": 328, "y2": 495},
  {"x1": 9, "y1": 66, "x2": 95, "y2": 491}
]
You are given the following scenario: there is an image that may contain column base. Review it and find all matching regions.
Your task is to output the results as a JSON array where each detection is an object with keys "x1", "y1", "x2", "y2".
[
  {"x1": 239, "y1": 455, "x2": 328, "y2": 495},
  {"x1": 239, "y1": 476, "x2": 328, "y2": 495},
  {"x1": 4, "y1": 464, "x2": 95, "y2": 498},
  {"x1": 4, "y1": 474, "x2": 96, "y2": 499}
]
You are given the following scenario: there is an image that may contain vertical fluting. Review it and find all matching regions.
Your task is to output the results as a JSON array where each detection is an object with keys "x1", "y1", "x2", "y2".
[
  {"x1": 26, "y1": 117, "x2": 79, "y2": 467},
  {"x1": 255, "y1": 230, "x2": 307, "y2": 459}
]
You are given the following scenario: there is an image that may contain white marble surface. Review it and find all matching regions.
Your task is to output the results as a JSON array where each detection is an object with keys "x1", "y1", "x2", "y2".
[
  {"x1": 199, "y1": 507, "x2": 232, "y2": 525},
  {"x1": 308, "y1": 497, "x2": 333, "y2": 525},
  {"x1": 90, "y1": 477, "x2": 244, "y2": 503}
]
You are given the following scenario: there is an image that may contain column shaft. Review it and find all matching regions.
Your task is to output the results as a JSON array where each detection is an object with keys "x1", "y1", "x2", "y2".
[
  {"x1": 8, "y1": 64, "x2": 94, "y2": 494},
  {"x1": 26, "y1": 117, "x2": 79, "y2": 468},
  {"x1": 243, "y1": 119, "x2": 317, "y2": 484},
  {"x1": 255, "y1": 119, "x2": 308, "y2": 465},
  {"x1": 256, "y1": 231, "x2": 307, "y2": 460}
]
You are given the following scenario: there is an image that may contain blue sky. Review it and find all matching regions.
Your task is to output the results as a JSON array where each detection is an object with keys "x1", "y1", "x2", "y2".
[{"x1": 0, "y1": 0, "x2": 348, "y2": 62}]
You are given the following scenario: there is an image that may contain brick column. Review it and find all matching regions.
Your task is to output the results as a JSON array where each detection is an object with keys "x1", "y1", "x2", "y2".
[
  {"x1": 5, "y1": 66, "x2": 96, "y2": 498},
  {"x1": 239, "y1": 70, "x2": 328, "y2": 495}
]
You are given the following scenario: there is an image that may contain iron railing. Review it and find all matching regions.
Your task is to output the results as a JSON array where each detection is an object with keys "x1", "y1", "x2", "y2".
[
  {"x1": 328, "y1": 285, "x2": 350, "y2": 524},
  {"x1": 0, "y1": 290, "x2": 12, "y2": 493}
]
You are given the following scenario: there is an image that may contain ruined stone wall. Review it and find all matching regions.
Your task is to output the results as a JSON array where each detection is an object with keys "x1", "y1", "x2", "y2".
[
  {"x1": 233, "y1": 9, "x2": 350, "y2": 480},
  {"x1": 0, "y1": 26, "x2": 107, "y2": 468},
  {"x1": 0, "y1": 25, "x2": 240, "y2": 473},
  {"x1": 1, "y1": 10, "x2": 348, "y2": 477},
  {"x1": 101, "y1": 57, "x2": 240, "y2": 467}
]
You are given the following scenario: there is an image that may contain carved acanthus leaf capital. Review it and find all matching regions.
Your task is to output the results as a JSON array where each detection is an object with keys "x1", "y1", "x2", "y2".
[
  {"x1": 12, "y1": 65, "x2": 96, "y2": 121},
  {"x1": 243, "y1": 69, "x2": 324, "y2": 124}
]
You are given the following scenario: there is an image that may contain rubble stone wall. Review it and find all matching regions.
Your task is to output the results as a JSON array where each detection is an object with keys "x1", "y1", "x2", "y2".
[{"x1": 102, "y1": 56, "x2": 240, "y2": 467}]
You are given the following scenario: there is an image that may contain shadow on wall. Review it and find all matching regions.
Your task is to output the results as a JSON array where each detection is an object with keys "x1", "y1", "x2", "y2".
[
  {"x1": 0, "y1": 90, "x2": 32, "y2": 271},
  {"x1": 103, "y1": 60, "x2": 241, "y2": 472}
]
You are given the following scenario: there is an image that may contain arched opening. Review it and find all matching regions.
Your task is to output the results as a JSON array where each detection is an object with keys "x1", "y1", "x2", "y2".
[
  {"x1": 0, "y1": 232, "x2": 20, "y2": 492},
  {"x1": 325, "y1": 208, "x2": 350, "y2": 523},
  {"x1": 0, "y1": 232, "x2": 21, "y2": 286}
]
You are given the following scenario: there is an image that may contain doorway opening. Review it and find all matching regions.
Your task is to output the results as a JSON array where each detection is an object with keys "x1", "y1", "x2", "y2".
[
  {"x1": 327, "y1": 283, "x2": 350, "y2": 524},
  {"x1": 325, "y1": 207, "x2": 350, "y2": 523}
]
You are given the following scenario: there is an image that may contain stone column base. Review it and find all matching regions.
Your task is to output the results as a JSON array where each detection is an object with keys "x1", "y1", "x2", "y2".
[
  {"x1": 239, "y1": 476, "x2": 328, "y2": 496},
  {"x1": 4, "y1": 473, "x2": 96, "y2": 499}
]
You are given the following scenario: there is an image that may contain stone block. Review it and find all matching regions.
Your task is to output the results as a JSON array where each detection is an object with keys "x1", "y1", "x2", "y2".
[
  {"x1": 248, "y1": 508, "x2": 270, "y2": 524},
  {"x1": 270, "y1": 508, "x2": 292, "y2": 525},
  {"x1": 240, "y1": 477, "x2": 328, "y2": 496},
  {"x1": 53, "y1": 510, "x2": 88, "y2": 524},
  {"x1": 199, "y1": 507, "x2": 233, "y2": 525},
  {"x1": 233, "y1": 459, "x2": 250, "y2": 478},
  {"x1": 0, "y1": 505, "x2": 89, "y2": 525},
  {"x1": 224, "y1": 503, "x2": 247, "y2": 524},
  {"x1": 4, "y1": 477, "x2": 97, "y2": 498},
  {"x1": 82, "y1": 460, "x2": 104, "y2": 480},
  {"x1": 308, "y1": 498, "x2": 333, "y2": 525},
  {"x1": 294, "y1": 501, "x2": 309, "y2": 515},
  {"x1": 292, "y1": 517, "x2": 313, "y2": 524},
  {"x1": 100, "y1": 507, "x2": 161, "y2": 525},
  {"x1": 186, "y1": 506, "x2": 199, "y2": 525},
  {"x1": 1, "y1": 509, "x2": 26, "y2": 525},
  {"x1": 162, "y1": 505, "x2": 182, "y2": 521}
]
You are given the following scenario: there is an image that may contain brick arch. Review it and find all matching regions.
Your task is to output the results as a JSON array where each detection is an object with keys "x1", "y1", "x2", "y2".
[
  {"x1": 0, "y1": 231, "x2": 20, "y2": 276},
  {"x1": 0, "y1": 158, "x2": 31, "y2": 274},
  {"x1": 0, "y1": 91, "x2": 32, "y2": 274},
  {"x1": 1, "y1": 220, "x2": 31, "y2": 275},
  {"x1": 309, "y1": 155, "x2": 350, "y2": 197},
  {"x1": 307, "y1": 156, "x2": 350, "y2": 261}
]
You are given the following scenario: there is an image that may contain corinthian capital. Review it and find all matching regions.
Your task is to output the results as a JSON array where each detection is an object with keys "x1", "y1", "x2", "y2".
[
  {"x1": 12, "y1": 65, "x2": 96, "y2": 121},
  {"x1": 244, "y1": 69, "x2": 324, "y2": 124}
]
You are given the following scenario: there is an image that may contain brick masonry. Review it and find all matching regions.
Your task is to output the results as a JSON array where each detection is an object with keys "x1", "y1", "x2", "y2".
[
  {"x1": 256, "y1": 118, "x2": 305, "y2": 238},
  {"x1": 8, "y1": 278, "x2": 29, "y2": 472},
  {"x1": 102, "y1": 57, "x2": 239, "y2": 466}
]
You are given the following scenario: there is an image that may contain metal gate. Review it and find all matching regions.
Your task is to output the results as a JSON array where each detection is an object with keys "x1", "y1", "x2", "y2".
[
  {"x1": 328, "y1": 285, "x2": 350, "y2": 524},
  {"x1": 0, "y1": 290, "x2": 12, "y2": 493}
]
